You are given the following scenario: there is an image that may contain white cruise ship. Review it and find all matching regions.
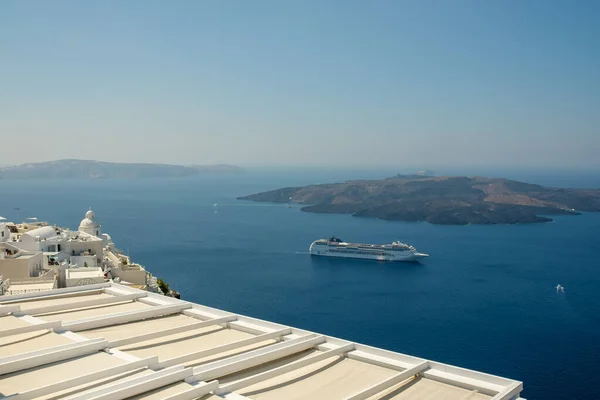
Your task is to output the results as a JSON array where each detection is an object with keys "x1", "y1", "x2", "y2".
[{"x1": 309, "y1": 236, "x2": 429, "y2": 262}]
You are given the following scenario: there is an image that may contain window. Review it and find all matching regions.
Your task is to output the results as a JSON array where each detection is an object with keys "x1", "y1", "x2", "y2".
[{"x1": 57, "y1": 244, "x2": 61, "y2": 251}]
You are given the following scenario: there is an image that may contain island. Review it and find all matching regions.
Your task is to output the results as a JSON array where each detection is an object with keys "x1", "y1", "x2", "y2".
[
  {"x1": 238, "y1": 174, "x2": 600, "y2": 225},
  {"x1": 0, "y1": 159, "x2": 245, "y2": 179}
]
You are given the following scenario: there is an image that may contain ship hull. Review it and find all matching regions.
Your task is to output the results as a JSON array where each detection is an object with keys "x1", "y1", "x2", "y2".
[{"x1": 309, "y1": 252, "x2": 427, "y2": 262}]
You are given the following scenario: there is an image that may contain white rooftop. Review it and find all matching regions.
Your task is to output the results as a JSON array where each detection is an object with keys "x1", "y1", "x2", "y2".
[
  {"x1": 4, "y1": 280, "x2": 56, "y2": 296},
  {"x1": 66, "y1": 267, "x2": 104, "y2": 279},
  {"x1": 22, "y1": 226, "x2": 57, "y2": 241},
  {"x1": 0, "y1": 283, "x2": 524, "y2": 400},
  {"x1": 8, "y1": 253, "x2": 38, "y2": 260}
]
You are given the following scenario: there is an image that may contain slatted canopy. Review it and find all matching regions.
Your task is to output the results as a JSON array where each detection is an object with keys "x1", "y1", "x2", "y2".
[{"x1": 0, "y1": 282, "x2": 524, "y2": 400}]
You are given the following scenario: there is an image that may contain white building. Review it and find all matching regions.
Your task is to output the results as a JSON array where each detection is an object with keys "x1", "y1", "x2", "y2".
[
  {"x1": 0, "y1": 245, "x2": 44, "y2": 280},
  {"x1": 78, "y1": 208, "x2": 102, "y2": 237},
  {"x1": 0, "y1": 209, "x2": 148, "y2": 290},
  {"x1": 0, "y1": 222, "x2": 10, "y2": 242},
  {"x1": 65, "y1": 266, "x2": 105, "y2": 287},
  {"x1": 7, "y1": 209, "x2": 115, "y2": 269},
  {"x1": 0, "y1": 219, "x2": 47, "y2": 282},
  {"x1": 15, "y1": 224, "x2": 104, "y2": 270}
]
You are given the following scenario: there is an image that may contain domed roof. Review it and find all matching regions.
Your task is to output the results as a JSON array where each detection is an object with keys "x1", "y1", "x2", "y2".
[
  {"x1": 23, "y1": 226, "x2": 57, "y2": 241},
  {"x1": 79, "y1": 208, "x2": 100, "y2": 235},
  {"x1": 85, "y1": 209, "x2": 96, "y2": 220},
  {"x1": 79, "y1": 218, "x2": 95, "y2": 227}
]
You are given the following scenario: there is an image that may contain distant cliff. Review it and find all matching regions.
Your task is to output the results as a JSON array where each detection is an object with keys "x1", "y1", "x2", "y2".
[
  {"x1": 0, "y1": 160, "x2": 245, "y2": 179},
  {"x1": 238, "y1": 175, "x2": 600, "y2": 225}
]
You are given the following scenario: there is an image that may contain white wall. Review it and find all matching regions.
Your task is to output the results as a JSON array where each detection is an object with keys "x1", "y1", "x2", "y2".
[
  {"x1": 70, "y1": 255, "x2": 97, "y2": 268},
  {"x1": 0, "y1": 224, "x2": 10, "y2": 243},
  {"x1": 17, "y1": 236, "x2": 40, "y2": 252},
  {"x1": 110, "y1": 268, "x2": 147, "y2": 285},
  {"x1": 66, "y1": 240, "x2": 104, "y2": 266},
  {"x1": 0, "y1": 252, "x2": 43, "y2": 280},
  {"x1": 104, "y1": 250, "x2": 147, "y2": 285},
  {"x1": 5, "y1": 278, "x2": 58, "y2": 295},
  {"x1": 65, "y1": 272, "x2": 105, "y2": 287},
  {"x1": 106, "y1": 250, "x2": 124, "y2": 269}
]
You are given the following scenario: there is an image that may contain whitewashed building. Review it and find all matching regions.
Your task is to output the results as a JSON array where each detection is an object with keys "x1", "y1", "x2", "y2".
[
  {"x1": 8, "y1": 221, "x2": 104, "y2": 270},
  {"x1": 78, "y1": 208, "x2": 102, "y2": 237},
  {"x1": 65, "y1": 266, "x2": 106, "y2": 287},
  {"x1": 0, "y1": 209, "x2": 150, "y2": 293}
]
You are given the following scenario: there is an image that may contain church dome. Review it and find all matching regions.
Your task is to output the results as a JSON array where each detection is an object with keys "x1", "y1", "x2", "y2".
[
  {"x1": 79, "y1": 217, "x2": 95, "y2": 227},
  {"x1": 79, "y1": 208, "x2": 101, "y2": 237},
  {"x1": 85, "y1": 209, "x2": 96, "y2": 220}
]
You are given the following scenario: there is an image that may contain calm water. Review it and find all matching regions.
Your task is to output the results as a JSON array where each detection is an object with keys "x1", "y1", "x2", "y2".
[{"x1": 1, "y1": 168, "x2": 599, "y2": 399}]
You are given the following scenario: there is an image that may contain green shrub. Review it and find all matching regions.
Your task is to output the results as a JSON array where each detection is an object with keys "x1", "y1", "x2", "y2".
[{"x1": 157, "y1": 278, "x2": 170, "y2": 294}]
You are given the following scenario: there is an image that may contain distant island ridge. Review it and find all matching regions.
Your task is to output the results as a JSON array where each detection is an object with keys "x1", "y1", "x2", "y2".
[
  {"x1": 0, "y1": 159, "x2": 245, "y2": 179},
  {"x1": 238, "y1": 173, "x2": 600, "y2": 225}
]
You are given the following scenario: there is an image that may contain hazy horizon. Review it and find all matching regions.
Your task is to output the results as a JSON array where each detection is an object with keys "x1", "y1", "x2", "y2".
[
  {"x1": 2, "y1": 1, "x2": 599, "y2": 167},
  {"x1": 2, "y1": 158, "x2": 600, "y2": 174}
]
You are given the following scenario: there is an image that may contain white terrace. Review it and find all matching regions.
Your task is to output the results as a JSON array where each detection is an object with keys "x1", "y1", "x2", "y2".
[{"x1": 0, "y1": 283, "x2": 524, "y2": 400}]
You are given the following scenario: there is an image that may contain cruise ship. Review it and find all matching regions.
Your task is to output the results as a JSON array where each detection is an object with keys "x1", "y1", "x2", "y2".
[{"x1": 309, "y1": 236, "x2": 429, "y2": 262}]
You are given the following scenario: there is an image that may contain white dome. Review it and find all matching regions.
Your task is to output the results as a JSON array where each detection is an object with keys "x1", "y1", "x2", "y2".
[
  {"x1": 79, "y1": 218, "x2": 95, "y2": 227},
  {"x1": 23, "y1": 226, "x2": 57, "y2": 241},
  {"x1": 79, "y1": 208, "x2": 101, "y2": 237}
]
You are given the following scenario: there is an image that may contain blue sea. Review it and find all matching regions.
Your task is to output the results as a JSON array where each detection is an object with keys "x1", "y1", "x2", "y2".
[{"x1": 2, "y1": 167, "x2": 599, "y2": 400}]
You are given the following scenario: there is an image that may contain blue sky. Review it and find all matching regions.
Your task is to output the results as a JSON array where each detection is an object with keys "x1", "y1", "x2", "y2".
[{"x1": 1, "y1": 1, "x2": 599, "y2": 167}]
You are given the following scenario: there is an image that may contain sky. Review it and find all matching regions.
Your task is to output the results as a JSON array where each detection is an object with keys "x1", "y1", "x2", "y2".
[{"x1": 1, "y1": 0, "x2": 599, "y2": 167}]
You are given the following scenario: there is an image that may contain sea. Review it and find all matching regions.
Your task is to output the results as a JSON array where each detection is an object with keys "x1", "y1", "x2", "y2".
[{"x1": 1, "y1": 167, "x2": 599, "y2": 400}]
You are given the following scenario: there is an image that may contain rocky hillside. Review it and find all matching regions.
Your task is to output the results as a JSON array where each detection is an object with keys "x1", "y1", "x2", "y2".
[{"x1": 238, "y1": 175, "x2": 600, "y2": 225}]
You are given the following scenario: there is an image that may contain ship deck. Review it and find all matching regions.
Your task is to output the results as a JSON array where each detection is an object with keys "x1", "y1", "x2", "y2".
[
  {"x1": 327, "y1": 242, "x2": 412, "y2": 250},
  {"x1": 0, "y1": 283, "x2": 524, "y2": 400}
]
